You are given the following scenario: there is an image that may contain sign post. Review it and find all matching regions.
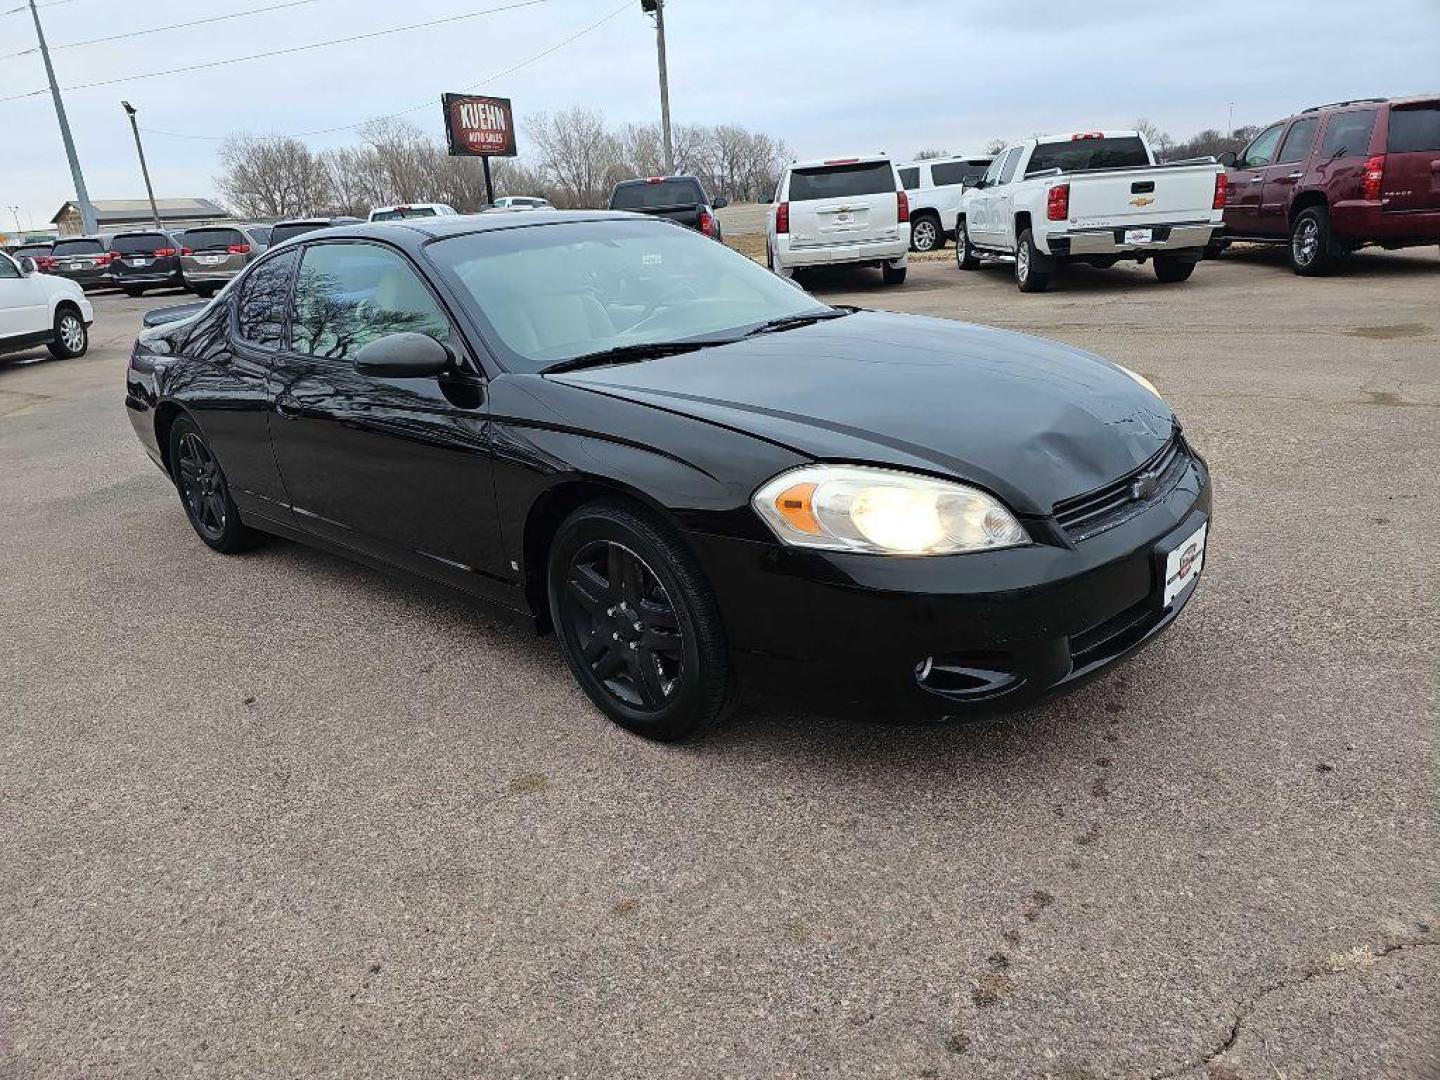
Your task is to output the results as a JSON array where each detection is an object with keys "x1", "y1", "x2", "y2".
[{"x1": 441, "y1": 93, "x2": 518, "y2": 206}]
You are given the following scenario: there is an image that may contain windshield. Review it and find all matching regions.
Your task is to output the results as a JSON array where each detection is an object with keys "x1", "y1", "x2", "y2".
[
  {"x1": 427, "y1": 219, "x2": 829, "y2": 373},
  {"x1": 1028, "y1": 137, "x2": 1150, "y2": 174},
  {"x1": 610, "y1": 179, "x2": 703, "y2": 210}
]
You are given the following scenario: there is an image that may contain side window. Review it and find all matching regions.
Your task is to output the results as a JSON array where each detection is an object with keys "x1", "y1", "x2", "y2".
[
  {"x1": 1319, "y1": 109, "x2": 1377, "y2": 159},
  {"x1": 898, "y1": 167, "x2": 920, "y2": 191},
  {"x1": 1240, "y1": 123, "x2": 1284, "y2": 168},
  {"x1": 289, "y1": 243, "x2": 451, "y2": 362},
  {"x1": 1275, "y1": 117, "x2": 1319, "y2": 165},
  {"x1": 998, "y1": 147, "x2": 1022, "y2": 184},
  {"x1": 234, "y1": 249, "x2": 299, "y2": 348},
  {"x1": 979, "y1": 156, "x2": 1005, "y2": 187},
  {"x1": 0, "y1": 255, "x2": 20, "y2": 279}
]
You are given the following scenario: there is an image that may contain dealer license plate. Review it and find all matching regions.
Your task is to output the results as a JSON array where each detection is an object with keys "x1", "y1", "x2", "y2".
[
  {"x1": 199, "y1": 255, "x2": 223, "y2": 265},
  {"x1": 1125, "y1": 228, "x2": 1154, "y2": 245},
  {"x1": 126, "y1": 257, "x2": 151, "y2": 267},
  {"x1": 1162, "y1": 522, "x2": 1207, "y2": 607}
]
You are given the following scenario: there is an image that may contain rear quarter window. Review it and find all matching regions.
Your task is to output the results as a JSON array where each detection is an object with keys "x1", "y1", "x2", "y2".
[
  {"x1": 1387, "y1": 106, "x2": 1440, "y2": 153},
  {"x1": 1027, "y1": 137, "x2": 1150, "y2": 174},
  {"x1": 1319, "y1": 110, "x2": 1378, "y2": 159},
  {"x1": 930, "y1": 161, "x2": 987, "y2": 187},
  {"x1": 898, "y1": 167, "x2": 920, "y2": 190},
  {"x1": 788, "y1": 162, "x2": 895, "y2": 201}
]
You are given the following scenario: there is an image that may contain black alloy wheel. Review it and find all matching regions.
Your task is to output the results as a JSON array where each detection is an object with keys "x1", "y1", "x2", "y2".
[
  {"x1": 169, "y1": 417, "x2": 258, "y2": 553},
  {"x1": 549, "y1": 503, "x2": 731, "y2": 741}
]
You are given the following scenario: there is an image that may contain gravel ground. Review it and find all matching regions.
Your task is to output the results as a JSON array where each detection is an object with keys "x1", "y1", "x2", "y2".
[{"x1": 2, "y1": 245, "x2": 1437, "y2": 1079}]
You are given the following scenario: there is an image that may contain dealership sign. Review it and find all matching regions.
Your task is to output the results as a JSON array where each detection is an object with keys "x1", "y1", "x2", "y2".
[{"x1": 442, "y1": 94, "x2": 517, "y2": 157}]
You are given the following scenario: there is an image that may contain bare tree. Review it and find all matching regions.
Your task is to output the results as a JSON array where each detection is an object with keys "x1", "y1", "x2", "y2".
[
  {"x1": 526, "y1": 107, "x2": 619, "y2": 208},
  {"x1": 216, "y1": 135, "x2": 333, "y2": 218},
  {"x1": 913, "y1": 148, "x2": 949, "y2": 160},
  {"x1": 1133, "y1": 118, "x2": 1175, "y2": 156},
  {"x1": 983, "y1": 138, "x2": 1007, "y2": 156}
]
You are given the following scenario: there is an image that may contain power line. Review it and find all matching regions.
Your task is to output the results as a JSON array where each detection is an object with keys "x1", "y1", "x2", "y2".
[
  {"x1": 0, "y1": 0, "x2": 546, "y2": 104},
  {"x1": 140, "y1": 0, "x2": 631, "y2": 142},
  {"x1": 0, "y1": 0, "x2": 82, "y2": 15},
  {"x1": 1, "y1": 0, "x2": 323, "y2": 60}
]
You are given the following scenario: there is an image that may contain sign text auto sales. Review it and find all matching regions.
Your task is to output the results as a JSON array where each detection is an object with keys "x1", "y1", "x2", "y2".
[{"x1": 442, "y1": 93, "x2": 518, "y2": 158}]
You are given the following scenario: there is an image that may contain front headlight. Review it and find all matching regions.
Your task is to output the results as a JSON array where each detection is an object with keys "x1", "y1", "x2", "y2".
[
  {"x1": 752, "y1": 465, "x2": 1029, "y2": 556},
  {"x1": 1115, "y1": 363, "x2": 1162, "y2": 400}
]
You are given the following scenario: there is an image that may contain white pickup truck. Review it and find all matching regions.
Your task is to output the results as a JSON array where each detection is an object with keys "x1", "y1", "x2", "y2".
[{"x1": 955, "y1": 131, "x2": 1226, "y2": 291}]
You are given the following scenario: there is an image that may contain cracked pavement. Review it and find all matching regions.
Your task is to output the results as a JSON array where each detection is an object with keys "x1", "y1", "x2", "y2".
[{"x1": 2, "y1": 247, "x2": 1437, "y2": 1078}]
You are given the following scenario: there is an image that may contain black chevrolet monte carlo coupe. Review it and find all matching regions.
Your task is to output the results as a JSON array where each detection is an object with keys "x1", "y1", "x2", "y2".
[{"x1": 125, "y1": 211, "x2": 1211, "y2": 741}]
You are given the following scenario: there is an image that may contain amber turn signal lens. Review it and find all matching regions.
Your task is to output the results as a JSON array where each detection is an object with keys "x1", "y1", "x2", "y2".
[{"x1": 773, "y1": 482, "x2": 821, "y2": 535}]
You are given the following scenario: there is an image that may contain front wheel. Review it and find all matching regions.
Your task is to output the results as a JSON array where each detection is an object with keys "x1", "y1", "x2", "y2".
[
  {"x1": 47, "y1": 307, "x2": 88, "y2": 359},
  {"x1": 910, "y1": 215, "x2": 942, "y2": 253},
  {"x1": 1153, "y1": 256, "x2": 1197, "y2": 283},
  {"x1": 1015, "y1": 229, "x2": 1052, "y2": 292},
  {"x1": 955, "y1": 219, "x2": 981, "y2": 270},
  {"x1": 1289, "y1": 206, "x2": 1342, "y2": 276},
  {"x1": 168, "y1": 416, "x2": 261, "y2": 554},
  {"x1": 548, "y1": 502, "x2": 732, "y2": 741}
]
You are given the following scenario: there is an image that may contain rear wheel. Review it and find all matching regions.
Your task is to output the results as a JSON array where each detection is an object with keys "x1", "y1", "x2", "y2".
[
  {"x1": 881, "y1": 260, "x2": 907, "y2": 285},
  {"x1": 548, "y1": 502, "x2": 732, "y2": 741},
  {"x1": 1289, "y1": 206, "x2": 1342, "y2": 276},
  {"x1": 910, "y1": 214, "x2": 942, "y2": 253},
  {"x1": 955, "y1": 219, "x2": 981, "y2": 270},
  {"x1": 47, "y1": 307, "x2": 87, "y2": 359},
  {"x1": 123, "y1": 286, "x2": 146, "y2": 298},
  {"x1": 1014, "y1": 229, "x2": 1051, "y2": 292},
  {"x1": 765, "y1": 241, "x2": 793, "y2": 279},
  {"x1": 193, "y1": 284, "x2": 218, "y2": 299},
  {"x1": 168, "y1": 416, "x2": 261, "y2": 554},
  {"x1": 1153, "y1": 255, "x2": 1197, "y2": 283}
]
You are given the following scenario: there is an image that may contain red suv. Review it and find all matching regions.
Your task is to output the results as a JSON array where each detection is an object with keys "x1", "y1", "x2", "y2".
[{"x1": 1217, "y1": 95, "x2": 1440, "y2": 274}]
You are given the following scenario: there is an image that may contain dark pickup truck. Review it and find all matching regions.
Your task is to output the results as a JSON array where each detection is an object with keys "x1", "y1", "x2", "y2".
[{"x1": 607, "y1": 176, "x2": 728, "y2": 240}]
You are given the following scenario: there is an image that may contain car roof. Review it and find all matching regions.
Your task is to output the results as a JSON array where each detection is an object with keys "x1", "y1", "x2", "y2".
[
  {"x1": 305, "y1": 209, "x2": 653, "y2": 244},
  {"x1": 896, "y1": 153, "x2": 995, "y2": 167},
  {"x1": 788, "y1": 154, "x2": 892, "y2": 169}
]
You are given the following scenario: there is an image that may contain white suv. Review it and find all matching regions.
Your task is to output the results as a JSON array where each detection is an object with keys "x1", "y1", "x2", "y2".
[
  {"x1": 0, "y1": 250, "x2": 93, "y2": 360},
  {"x1": 766, "y1": 155, "x2": 910, "y2": 284},
  {"x1": 895, "y1": 154, "x2": 994, "y2": 252}
]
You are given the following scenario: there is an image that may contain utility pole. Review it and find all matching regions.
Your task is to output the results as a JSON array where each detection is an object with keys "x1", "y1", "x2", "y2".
[
  {"x1": 28, "y1": 0, "x2": 96, "y2": 235},
  {"x1": 642, "y1": 0, "x2": 674, "y2": 174},
  {"x1": 1227, "y1": 102, "x2": 1235, "y2": 139},
  {"x1": 122, "y1": 102, "x2": 162, "y2": 229}
]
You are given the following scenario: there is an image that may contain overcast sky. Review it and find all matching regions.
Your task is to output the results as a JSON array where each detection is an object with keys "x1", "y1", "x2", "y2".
[{"x1": 2, "y1": 0, "x2": 1437, "y2": 230}]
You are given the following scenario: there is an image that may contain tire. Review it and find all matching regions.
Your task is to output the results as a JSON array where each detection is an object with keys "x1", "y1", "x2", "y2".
[
  {"x1": 909, "y1": 214, "x2": 943, "y2": 253},
  {"x1": 1289, "y1": 205, "x2": 1342, "y2": 276},
  {"x1": 47, "y1": 306, "x2": 88, "y2": 359},
  {"x1": 881, "y1": 260, "x2": 907, "y2": 285},
  {"x1": 1203, "y1": 240, "x2": 1228, "y2": 260},
  {"x1": 955, "y1": 219, "x2": 981, "y2": 270},
  {"x1": 193, "y1": 284, "x2": 218, "y2": 299},
  {"x1": 168, "y1": 416, "x2": 261, "y2": 554},
  {"x1": 123, "y1": 286, "x2": 145, "y2": 298},
  {"x1": 548, "y1": 501, "x2": 732, "y2": 742},
  {"x1": 1014, "y1": 229, "x2": 1051, "y2": 292},
  {"x1": 1153, "y1": 256, "x2": 1197, "y2": 283}
]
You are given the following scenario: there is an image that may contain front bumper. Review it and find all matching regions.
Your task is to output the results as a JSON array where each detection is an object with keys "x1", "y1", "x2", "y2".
[
  {"x1": 775, "y1": 233, "x2": 909, "y2": 269},
  {"x1": 1048, "y1": 221, "x2": 1217, "y2": 257},
  {"x1": 692, "y1": 453, "x2": 1211, "y2": 718}
]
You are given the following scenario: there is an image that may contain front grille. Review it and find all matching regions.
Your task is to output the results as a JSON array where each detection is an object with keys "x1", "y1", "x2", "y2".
[{"x1": 1053, "y1": 435, "x2": 1190, "y2": 543}]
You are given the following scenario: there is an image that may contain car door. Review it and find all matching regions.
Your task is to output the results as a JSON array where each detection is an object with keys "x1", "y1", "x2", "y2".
[
  {"x1": 1225, "y1": 122, "x2": 1284, "y2": 236},
  {"x1": 172, "y1": 249, "x2": 299, "y2": 512},
  {"x1": 967, "y1": 153, "x2": 1009, "y2": 245},
  {"x1": 1259, "y1": 115, "x2": 1320, "y2": 233},
  {"x1": 0, "y1": 253, "x2": 48, "y2": 341},
  {"x1": 267, "y1": 239, "x2": 509, "y2": 600},
  {"x1": 990, "y1": 146, "x2": 1026, "y2": 251}
]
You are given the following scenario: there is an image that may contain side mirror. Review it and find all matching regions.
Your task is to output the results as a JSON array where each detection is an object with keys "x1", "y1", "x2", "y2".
[
  {"x1": 353, "y1": 332, "x2": 452, "y2": 378},
  {"x1": 712, "y1": 196, "x2": 729, "y2": 209},
  {"x1": 17, "y1": 256, "x2": 36, "y2": 275},
  {"x1": 1217, "y1": 150, "x2": 1237, "y2": 168}
]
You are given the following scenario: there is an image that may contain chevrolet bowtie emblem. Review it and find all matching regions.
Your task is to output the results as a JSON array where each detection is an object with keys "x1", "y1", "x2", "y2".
[{"x1": 1130, "y1": 195, "x2": 1155, "y2": 207}]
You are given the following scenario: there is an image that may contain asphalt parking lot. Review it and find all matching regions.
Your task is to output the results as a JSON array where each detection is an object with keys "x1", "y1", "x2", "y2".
[{"x1": 2, "y1": 248, "x2": 1437, "y2": 1078}]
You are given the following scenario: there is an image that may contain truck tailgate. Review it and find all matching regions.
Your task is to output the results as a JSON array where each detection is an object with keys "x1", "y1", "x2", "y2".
[{"x1": 1066, "y1": 164, "x2": 1219, "y2": 228}]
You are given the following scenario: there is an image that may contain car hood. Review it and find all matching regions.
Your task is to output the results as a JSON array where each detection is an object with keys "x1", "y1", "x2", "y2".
[{"x1": 551, "y1": 310, "x2": 1176, "y2": 516}]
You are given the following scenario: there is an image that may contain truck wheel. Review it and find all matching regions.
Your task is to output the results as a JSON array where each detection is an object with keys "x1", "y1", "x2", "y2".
[
  {"x1": 765, "y1": 241, "x2": 793, "y2": 279},
  {"x1": 910, "y1": 214, "x2": 942, "y2": 253},
  {"x1": 881, "y1": 260, "x2": 907, "y2": 285},
  {"x1": 1289, "y1": 206, "x2": 1341, "y2": 276},
  {"x1": 1014, "y1": 229, "x2": 1051, "y2": 293},
  {"x1": 955, "y1": 219, "x2": 981, "y2": 270},
  {"x1": 1153, "y1": 256, "x2": 1197, "y2": 283}
]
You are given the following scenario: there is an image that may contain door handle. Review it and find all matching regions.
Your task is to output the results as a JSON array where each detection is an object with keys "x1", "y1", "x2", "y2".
[
  {"x1": 1285, "y1": 171, "x2": 1303, "y2": 180},
  {"x1": 1248, "y1": 176, "x2": 1264, "y2": 183}
]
